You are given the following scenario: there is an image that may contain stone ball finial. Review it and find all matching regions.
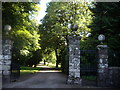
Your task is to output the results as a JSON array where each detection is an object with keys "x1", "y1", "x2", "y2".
[
  {"x1": 70, "y1": 24, "x2": 78, "y2": 31},
  {"x1": 4, "y1": 25, "x2": 12, "y2": 35},
  {"x1": 98, "y1": 34, "x2": 105, "y2": 41},
  {"x1": 4, "y1": 25, "x2": 11, "y2": 31}
]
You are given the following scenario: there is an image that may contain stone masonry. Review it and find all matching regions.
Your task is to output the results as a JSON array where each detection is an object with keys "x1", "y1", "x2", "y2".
[
  {"x1": 0, "y1": 36, "x2": 12, "y2": 82},
  {"x1": 67, "y1": 36, "x2": 82, "y2": 84},
  {"x1": 97, "y1": 45, "x2": 108, "y2": 87},
  {"x1": 107, "y1": 67, "x2": 120, "y2": 88}
]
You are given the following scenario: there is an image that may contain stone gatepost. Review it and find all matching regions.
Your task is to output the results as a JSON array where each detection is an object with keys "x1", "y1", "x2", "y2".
[
  {"x1": 97, "y1": 45, "x2": 108, "y2": 87},
  {"x1": 67, "y1": 36, "x2": 82, "y2": 84},
  {"x1": 1, "y1": 36, "x2": 12, "y2": 83}
]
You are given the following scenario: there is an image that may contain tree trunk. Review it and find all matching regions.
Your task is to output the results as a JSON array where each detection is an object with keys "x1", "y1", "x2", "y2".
[
  {"x1": 44, "y1": 60, "x2": 46, "y2": 65},
  {"x1": 56, "y1": 60, "x2": 59, "y2": 68},
  {"x1": 55, "y1": 49, "x2": 59, "y2": 68}
]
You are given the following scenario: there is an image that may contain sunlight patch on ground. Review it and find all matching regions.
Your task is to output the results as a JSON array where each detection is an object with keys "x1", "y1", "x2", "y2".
[
  {"x1": 38, "y1": 70, "x2": 61, "y2": 72},
  {"x1": 37, "y1": 65, "x2": 50, "y2": 68}
]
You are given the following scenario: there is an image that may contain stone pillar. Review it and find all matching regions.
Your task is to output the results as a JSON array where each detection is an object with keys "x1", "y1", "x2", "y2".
[
  {"x1": 97, "y1": 45, "x2": 108, "y2": 87},
  {"x1": 67, "y1": 36, "x2": 82, "y2": 84},
  {"x1": 1, "y1": 37, "x2": 12, "y2": 83}
]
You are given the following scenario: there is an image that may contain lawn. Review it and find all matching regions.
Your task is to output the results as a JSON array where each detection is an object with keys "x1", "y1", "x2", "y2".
[
  {"x1": 20, "y1": 63, "x2": 61, "y2": 75},
  {"x1": 81, "y1": 76, "x2": 96, "y2": 81},
  {"x1": 20, "y1": 66, "x2": 40, "y2": 75},
  {"x1": 47, "y1": 63, "x2": 61, "y2": 68}
]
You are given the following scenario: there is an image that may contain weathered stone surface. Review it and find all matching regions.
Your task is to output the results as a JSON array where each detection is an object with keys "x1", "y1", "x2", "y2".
[
  {"x1": 0, "y1": 55, "x2": 11, "y2": 59},
  {"x1": 2, "y1": 37, "x2": 12, "y2": 77},
  {"x1": 107, "y1": 67, "x2": 120, "y2": 88},
  {"x1": 97, "y1": 45, "x2": 108, "y2": 87},
  {"x1": 3, "y1": 49, "x2": 11, "y2": 55},
  {"x1": 3, "y1": 60, "x2": 11, "y2": 65},
  {"x1": 0, "y1": 55, "x2": 3, "y2": 59},
  {"x1": 3, "y1": 39, "x2": 12, "y2": 44},
  {"x1": 0, "y1": 71, "x2": 2, "y2": 74},
  {"x1": 0, "y1": 65, "x2": 2, "y2": 70},
  {"x1": 4, "y1": 55, "x2": 11, "y2": 60},
  {"x1": 3, "y1": 70, "x2": 10, "y2": 75},
  {"x1": 2, "y1": 65, "x2": 10, "y2": 71},
  {"x1": 0, "y1": 60, "x2": 2, "y2": 65},
  {"x1": 67, "y1": 36, "x2": 82, "y2": 85}
]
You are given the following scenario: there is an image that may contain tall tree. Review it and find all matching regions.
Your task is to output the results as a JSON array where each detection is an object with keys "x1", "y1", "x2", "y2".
[
  {"x1": 39, "y1": 2, "x2": 93, "y2": 68},
  {"x1": 2, "y1": 2, "x2": 41, "y2": 66},
  {"x1": 90, "y1": 2, "x2": 120, "y2": 66}
]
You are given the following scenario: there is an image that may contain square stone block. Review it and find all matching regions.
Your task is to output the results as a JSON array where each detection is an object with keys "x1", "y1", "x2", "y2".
[
  {"x1": 3, "y1": 70, "x2": 10, "y2": 75},
  {"x1": 0, "y1": 61, "x2": 3, "y2": 65},
  {"x1": 3, "y1": 50, "x2": 11, "y2": 55},
  {"x1": 2, "y1": 65, "x2": 10, "y2": 70},
  {"x1": 69, "y1": 66, "x2": 73, "y2": 70},
  {"x1": 99, "y1": 54, "x2": 108, "y2": 58},
  {"x1": 3, "y1": 44, "x2": 11, "y2": 49},
  {"x1": 74, "y1": 78, "x2": 82, "y2": 84},
  {"x1": 67, "y1": 78, "x2": 73, "y2": 84},
  {"x1": 98, "y1": 69, "x2": 104, "y2": 73},
  {"x1": 3, "y1": 55, "x2": 11, "y2": 59},
  {"x1": 3, "y1": 60, "x2": 11, "y2": 65},
  {"x1": 4, "y1": 39, "x2": 12, "y2": 44},
  {"x1": 0, "y1": 55, "x2": 3, "y2": 59},
  {"x1": 75, "y1": 73, "x2": 80, "y2": 78}
]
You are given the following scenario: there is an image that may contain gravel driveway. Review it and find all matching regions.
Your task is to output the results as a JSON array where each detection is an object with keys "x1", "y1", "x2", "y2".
[{"x1": 3, "y1": 70, "x2": 97, "y2": 88}]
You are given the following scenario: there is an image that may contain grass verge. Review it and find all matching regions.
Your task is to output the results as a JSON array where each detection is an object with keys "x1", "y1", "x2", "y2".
[
  {"x1": 81, "y1": 76, "x2": 96, "y2": 81},
  {"x1": 20, "y1": 66, "x2": 40, "y2": 75}
]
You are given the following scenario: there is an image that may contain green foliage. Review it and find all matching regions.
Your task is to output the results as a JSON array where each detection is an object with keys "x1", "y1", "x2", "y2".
[
  {"x1": 39, "y1": 2, "x2": 93, "y2": 69},
  {"x1": 90, "y1": 2, "x2": 120, "y2": 66},
  {"x1": 25, "y1": 49, "x2": 42, "y2": 67},
  {"x1": 41, "y1": 2, "x2": 93, "y2": 36},
  {"x1": 2, "y1": 2, "x2": 41, "y2": 66}
]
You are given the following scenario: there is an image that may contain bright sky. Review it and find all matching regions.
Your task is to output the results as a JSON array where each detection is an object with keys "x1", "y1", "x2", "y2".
[{"x1": 36, "y1": 0, "x2": 52, "y2": 24}]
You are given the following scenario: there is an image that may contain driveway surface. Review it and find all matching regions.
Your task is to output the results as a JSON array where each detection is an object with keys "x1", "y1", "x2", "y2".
[
  {"x1": 3, "y1": 63, "x2": 97, "y2": 88},
  {"x1": 3, "y1": 70, "x2": 97, "y2": 88}
]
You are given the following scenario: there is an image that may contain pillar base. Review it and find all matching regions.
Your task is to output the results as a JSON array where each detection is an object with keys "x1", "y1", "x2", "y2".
[
  {"x1": 2, "y1": 75, "x2": 11, "y2": 84},
  {"x1": 67, "y1": 76, "x2": 82, "y2": 85}
]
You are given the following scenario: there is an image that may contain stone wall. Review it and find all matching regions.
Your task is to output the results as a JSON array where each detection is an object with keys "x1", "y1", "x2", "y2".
[
  {"x1": 67, "y1": 36, "x2": 82, "y2": 84},
  {"x1": 107, "y1": 67, "x2": 120, "y2": 88},
  {"x1": 97, "y1": 45, "x2": 120, "y2": 88}
]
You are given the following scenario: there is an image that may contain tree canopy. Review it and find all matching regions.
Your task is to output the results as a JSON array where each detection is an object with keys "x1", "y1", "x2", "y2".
[
  {"x1": 2, "y1": 1, "x2": 120, "y2": 68},
  {"x1": 39, "y1": 2, "x2": 93, "y2": 67},
  {"x1": 2, "y1": 2, "x2": 41, "y2": 67},
  {"x1": 90, "y1": 2, "x2": 120, "y2": 66}
]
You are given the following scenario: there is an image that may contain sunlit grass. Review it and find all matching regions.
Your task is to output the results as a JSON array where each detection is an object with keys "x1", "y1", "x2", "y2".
[
  {"x1": 20, "y1": 66, "x2": 40, "y2": 75},
  {"x1": 20, "y1": 66, "x2": 40, "y2": 70},
  {"x1": 20, "y1": 70, "x2": 38, "y2": 75},
  {"x1": 47, "y1": 63, "x2": 61, "y2": 68},
  {"x1": 20, "y1": 63, "x2": 61, "y2": 75}
]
